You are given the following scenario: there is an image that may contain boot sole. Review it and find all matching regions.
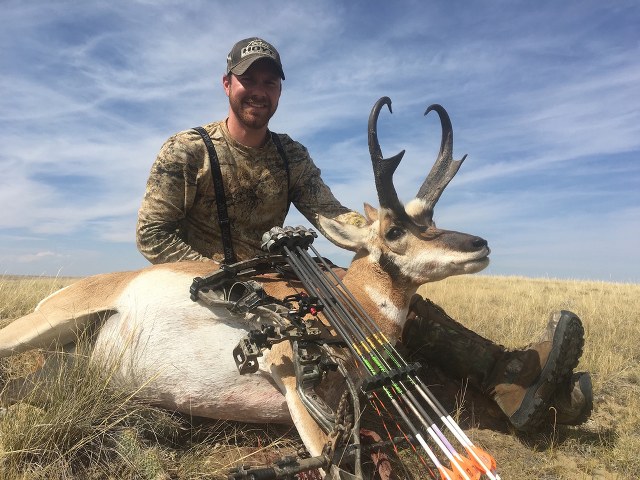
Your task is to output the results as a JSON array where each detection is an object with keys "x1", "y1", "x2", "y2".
[
  {"x1": 509, "y1": 311, "x2": 585, "y2": 431},
  {"x1": 572, "y1": 371, "x2": 593, "y2": 425},
  {"x1": 555, "y1": 371, "x2": 593, "y2": 426}
]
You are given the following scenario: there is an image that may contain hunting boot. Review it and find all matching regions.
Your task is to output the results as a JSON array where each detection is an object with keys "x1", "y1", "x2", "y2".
[
  {"x1": 549, "y1": 371, "x2": 593, "y2": 426},
  {"x1": 402, "y1": 295, "x2": 592, "y2": 432}
]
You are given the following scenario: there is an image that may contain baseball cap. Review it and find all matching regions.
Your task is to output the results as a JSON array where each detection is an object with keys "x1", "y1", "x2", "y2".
[{"x1": 226, "y1": 37, "x2": 285, "y2": 80}]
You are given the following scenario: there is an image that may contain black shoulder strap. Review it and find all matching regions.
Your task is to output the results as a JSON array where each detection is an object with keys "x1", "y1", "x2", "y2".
[
  {"x1": 191, "y1": 127, "x2": 291, "y2": 264},
  {"x1": 270, "y1": 131, "x2": 291, "y2": 215},
  {"x1": 192, "y1": 126, "x2": 237, "y2": 264}
]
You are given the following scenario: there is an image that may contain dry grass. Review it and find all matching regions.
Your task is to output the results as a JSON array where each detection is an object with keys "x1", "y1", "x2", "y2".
[
  {"x1": 1, "y1": 273, "x2": 638, "y2": 479},
  {"x1": 0, "y1": 275, "x2": 78, "y2": 321},
  {"x1": 418, "y1": 275, "x2": 640, "y2": 479}
]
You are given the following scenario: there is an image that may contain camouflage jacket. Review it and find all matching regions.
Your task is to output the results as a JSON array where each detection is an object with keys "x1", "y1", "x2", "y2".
[{"x1": 137, "y1": 120, "x2": 364, "y2": 264}]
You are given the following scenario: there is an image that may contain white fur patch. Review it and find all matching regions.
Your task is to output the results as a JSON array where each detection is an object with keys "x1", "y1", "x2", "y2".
[
  {"x1": 91, "y1": 268, "x2": 291, "y2": 423},
  {"x1": 364, "y1": 285, "x2": 408, "y2": 328},
  {"x1": 389, "y1": 244, "x2": 489, "y2": 283},
  {"x1": 405, "y1": 198, "x2": 428, "y2": 219}
]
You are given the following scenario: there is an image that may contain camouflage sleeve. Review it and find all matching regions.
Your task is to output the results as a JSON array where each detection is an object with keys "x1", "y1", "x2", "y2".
[
  {"x1": 136, "y1": 133, "x2": 212, "y2": 264},
  {"x1": 283, "y1": 137, "x2": 367, "y2": 229}
]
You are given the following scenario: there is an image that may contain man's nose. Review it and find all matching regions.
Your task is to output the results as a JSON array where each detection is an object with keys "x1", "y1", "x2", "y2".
[{"x1": 250, "y1": 83, "x2": 268, "y2": 96}]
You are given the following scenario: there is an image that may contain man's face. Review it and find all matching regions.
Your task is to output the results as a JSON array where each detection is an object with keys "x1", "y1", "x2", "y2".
[{"x1": 224, "y1": 59, "x2": 282, "y2": 131}]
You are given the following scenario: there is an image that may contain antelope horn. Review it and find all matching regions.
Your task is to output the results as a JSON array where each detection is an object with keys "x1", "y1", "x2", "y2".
[
  {"x1": 416, "y1": 104, "x2": 467, "y2": 217},
  {"x1": 368, "y1": 97, "x2": 409, "y2": 220}
]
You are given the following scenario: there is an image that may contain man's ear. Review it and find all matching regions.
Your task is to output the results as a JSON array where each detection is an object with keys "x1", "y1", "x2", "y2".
[
  {"x1": 222, "y1": 74, "x2": 231, "y2": 96},
  {"x1": 317, "y1": 215, "x2": 368, "y2": 252}
]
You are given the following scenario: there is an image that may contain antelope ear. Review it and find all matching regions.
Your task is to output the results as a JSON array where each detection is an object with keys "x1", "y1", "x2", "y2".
[
  {"x1": 363, "y1": 203, "x2": 379, "y2": 222},
  {"x1": 317, "y1": 215, "x2": 368, "y2": 251}
]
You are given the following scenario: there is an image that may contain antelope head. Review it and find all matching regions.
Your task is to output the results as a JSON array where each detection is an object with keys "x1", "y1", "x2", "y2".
[{"x1": 319, "y1": 97, "x2": 490, "y2": 290}]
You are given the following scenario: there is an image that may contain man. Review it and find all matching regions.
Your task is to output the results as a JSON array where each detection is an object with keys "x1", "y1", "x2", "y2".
[{"x1": 137, "y1": 37, "x2": 592, "y2": 432}]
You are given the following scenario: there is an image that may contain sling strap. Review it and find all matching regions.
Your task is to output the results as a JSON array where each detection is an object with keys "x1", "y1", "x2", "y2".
[
  {"x1": 192, "y1": 126, "x2": 236, "y2": 264},
  {"x1": 269, "y1": 131, "x2": 291, "y2": 214},
  {"x1": 192, "y1": 127, "x2": 290, "y2": 265}
]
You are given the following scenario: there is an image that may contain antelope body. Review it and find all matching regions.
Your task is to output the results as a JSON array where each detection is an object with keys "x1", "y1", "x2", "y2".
[{"x1": 0, "y1": 99, "x2": 490, "y2": 460}]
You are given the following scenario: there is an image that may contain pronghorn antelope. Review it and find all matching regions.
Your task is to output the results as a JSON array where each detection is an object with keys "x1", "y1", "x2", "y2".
[{"x1": 0, "y1": 98, "x2": 490, "y2": 471}]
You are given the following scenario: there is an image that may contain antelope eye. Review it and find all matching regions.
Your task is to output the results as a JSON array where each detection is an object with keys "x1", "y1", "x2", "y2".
[{"x1": 386, "y1": 226, "x2": 405, "y2": 241}]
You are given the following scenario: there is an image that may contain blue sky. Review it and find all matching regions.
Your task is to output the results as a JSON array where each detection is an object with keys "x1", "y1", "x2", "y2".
[{"x1": 1, "y1": 1, "x2": 638, "y2": 282}]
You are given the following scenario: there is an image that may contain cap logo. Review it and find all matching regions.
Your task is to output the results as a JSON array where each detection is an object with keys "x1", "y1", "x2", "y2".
[{"x1": 241, "y1": 39, "x2": 276, "y2": 60}]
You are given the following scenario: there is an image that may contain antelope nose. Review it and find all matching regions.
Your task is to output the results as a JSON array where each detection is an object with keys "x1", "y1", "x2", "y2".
[{"x1": 472, "y1": 236, "x2": 488, "y2": 249}]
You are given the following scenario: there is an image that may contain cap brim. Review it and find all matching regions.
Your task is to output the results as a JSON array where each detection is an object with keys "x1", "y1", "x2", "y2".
[{"x1": 229, "y1": 56, "x2": 285, "y2": 80}]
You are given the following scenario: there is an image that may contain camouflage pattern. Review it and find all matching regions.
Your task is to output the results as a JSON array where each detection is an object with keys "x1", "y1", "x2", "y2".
[{"x1": 137, "y1": 120, "x2": 365, "y2": 264}]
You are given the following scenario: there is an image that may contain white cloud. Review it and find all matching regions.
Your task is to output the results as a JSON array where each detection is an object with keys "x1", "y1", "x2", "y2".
[{"x1": 16, "y1": 251, "x2": 65, "y2": 263}]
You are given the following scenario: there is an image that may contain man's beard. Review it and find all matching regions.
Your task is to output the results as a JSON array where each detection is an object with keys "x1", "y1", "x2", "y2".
[{"x1": 229, "y1": 93, "x2": 277, "y2": 130}]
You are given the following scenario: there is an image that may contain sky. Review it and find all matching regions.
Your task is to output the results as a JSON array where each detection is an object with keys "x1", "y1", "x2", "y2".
[{"x1": 1, "y1": 0, "x2": 639, "y2": 283}]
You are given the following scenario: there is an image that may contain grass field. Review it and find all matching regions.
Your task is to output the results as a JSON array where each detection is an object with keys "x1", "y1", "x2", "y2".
[{"x1": 0, "y1": 273, "x2": 638, "y2": 479}]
